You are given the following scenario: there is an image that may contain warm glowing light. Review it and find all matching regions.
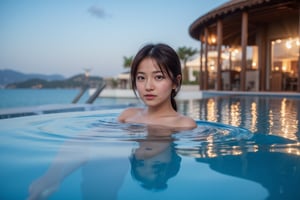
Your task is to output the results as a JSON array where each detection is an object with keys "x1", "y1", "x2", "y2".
[
  {"x1": 229, "y1": 103, "x2": 241, "y2": 127},
  {"x1": 232, "y1": 146, "x2": 242, "y2": 155},
  {"x1": 269, "y1": 110, "x2": 274, "y2": 134},
  {"x1": 250, "y1": 102, "x2": 258, "y2": 132},
  {"x1": 285, "y1": 40, "x2": 292, "y2": 49},
  {"x1": 211, "y1": 36, "x2": 216, "y2": 44},
  {"x1": 279, "y1": 98, "x2": 298, "y2": 141},
  {"x1": 207, "y1": 99, "x2": 217, "y2": 122},
  {"x1": 207, "y1": 143, "x2": 217, "y2": 158},
  {"x1": 282, "y1": 66, "x2": 287, "y2": 72}
]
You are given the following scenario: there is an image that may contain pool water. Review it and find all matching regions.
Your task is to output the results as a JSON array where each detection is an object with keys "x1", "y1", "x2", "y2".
[{"x1": 0, "y1": 96, "x2": 300, "y2": 200}]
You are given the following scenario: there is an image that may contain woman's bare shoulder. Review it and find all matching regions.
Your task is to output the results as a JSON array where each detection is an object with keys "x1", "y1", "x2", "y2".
[
  {"x1": 176, "y1": 115, "x2": 197, "y2": 129},
  {"x1": 117, "y1": 107, "x2": 142, "y2": 122}
]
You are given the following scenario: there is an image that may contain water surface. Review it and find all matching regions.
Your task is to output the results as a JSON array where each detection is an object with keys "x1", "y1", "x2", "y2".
[{"x1": 0, "y1": 95, "x2": 300, "y2": 199}]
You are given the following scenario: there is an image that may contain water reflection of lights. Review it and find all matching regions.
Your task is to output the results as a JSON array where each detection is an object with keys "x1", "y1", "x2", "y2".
[
  {"x1": 280, "y1": 98, "x2": 288, "y2": 136},
  {"x1": 204, "y1": 98, "x2": 243, "y2": 127},
  {"x1": 221, "y1": 104, "x2": 230, "y2": 125},
  {"x1": 207, "y1": 99, "x2": 217, "y2": 122},
  {"x1": 279, "y1": 98, "x2": 298, "y2": 140},
  {"x1": 178, "y1": 96, "x2": 300, "y2": 158},
  {"x1": 269, "y1": 143, "x2": 300, "y2": 156},
  {"x1": 207, "y1": 145, "x2": 217, "y2": 158},
  {"x1": 250, "y1": 102, "x2": 258, "y2": 133},
  {"x1": 269, "y1": 110, "x2": 274, "y2": 133},
  {"x1": 232, "y1": 146, "x2": 242, "y2": 155},
  {"x1": 229, "y1": 102, "x2": 241, "y2": 127},
  {"x1": 177, "y1": 143, "x2": 300, "y2": 159}
]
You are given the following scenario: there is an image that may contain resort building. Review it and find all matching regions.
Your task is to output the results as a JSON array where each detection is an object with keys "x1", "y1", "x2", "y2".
[{"x1": 189, "y1": 0, "x2": 300, "y2": 92}]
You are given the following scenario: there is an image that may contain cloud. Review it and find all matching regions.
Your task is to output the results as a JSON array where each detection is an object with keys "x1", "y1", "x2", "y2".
[{"x1": 88, "y1": 5, "x2": 110, "y2": 19}]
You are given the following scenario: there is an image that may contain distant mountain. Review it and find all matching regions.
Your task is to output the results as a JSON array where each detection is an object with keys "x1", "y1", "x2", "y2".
[
  {"x1": 5, "y1": 74, "x2": 104, "y2": 89},
  {"x1": 0, "y1": 69, "x2": 65, "y2": 87}
]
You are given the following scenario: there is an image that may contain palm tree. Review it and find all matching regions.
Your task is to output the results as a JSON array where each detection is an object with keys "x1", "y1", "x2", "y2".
[
  {"x1": 123, "y1": 56, "x2": 133, "y2": 69},
  {"x1": 177, "y1": 47, "x2": 198, "y2": 83},
  {"x1": 121, "y1": 56, "x2": 133, "y2": 89}
]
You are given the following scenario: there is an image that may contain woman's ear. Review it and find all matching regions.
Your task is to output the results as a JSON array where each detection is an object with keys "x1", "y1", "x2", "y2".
[{"x1": 173, "y1": 75, "x2": 182, "y2": 89}]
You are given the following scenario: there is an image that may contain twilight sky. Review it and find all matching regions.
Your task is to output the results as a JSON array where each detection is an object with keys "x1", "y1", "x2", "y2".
[{"x1": 0, "y1": 0, "x2": 228, "y2": 78}]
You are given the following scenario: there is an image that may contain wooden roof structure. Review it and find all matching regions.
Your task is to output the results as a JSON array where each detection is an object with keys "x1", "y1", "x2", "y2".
[{"x1": 189, "y1": 0, "x2": 299, "y2": 46}]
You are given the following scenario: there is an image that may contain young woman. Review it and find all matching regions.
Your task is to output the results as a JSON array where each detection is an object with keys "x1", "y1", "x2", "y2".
[{"x1": 118, "y1": 43, "x2": 197, "y2": 130}]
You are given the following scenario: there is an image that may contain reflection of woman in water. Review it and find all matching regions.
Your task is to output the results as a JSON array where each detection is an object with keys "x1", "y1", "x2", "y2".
[
  {"x1": 129, "y1": 126, "x2": 181, "y2": 190},
  {"x1": 27, "y1": 125, "x2": 183, "y2": 199}
]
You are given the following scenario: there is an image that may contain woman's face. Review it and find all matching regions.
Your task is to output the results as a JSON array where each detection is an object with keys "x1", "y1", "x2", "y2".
[
  {"x1": 135, "y1": 58, "x2": 175, "y2": 108},
  {"x1": 133, "y1": 141, "x2": 171, "y2": 184}
]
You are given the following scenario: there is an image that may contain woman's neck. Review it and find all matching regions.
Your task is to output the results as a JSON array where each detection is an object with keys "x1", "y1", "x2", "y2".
[{"x1": 144, "y1": 102, "x2": 176, "y2": 118}]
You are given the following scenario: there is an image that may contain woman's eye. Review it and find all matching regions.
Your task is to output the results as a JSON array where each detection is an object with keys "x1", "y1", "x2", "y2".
[
  {"x1": 136, "y1": 76, "x2": 145, "y2": 81},
  {"x1": 155, "y1": 75, "x2": 165, "y2": 80}
]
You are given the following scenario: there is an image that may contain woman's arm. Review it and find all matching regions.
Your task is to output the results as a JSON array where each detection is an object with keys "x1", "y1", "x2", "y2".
[{"x1": 27, "y1": 138, "x2": 89, "y2": 200}]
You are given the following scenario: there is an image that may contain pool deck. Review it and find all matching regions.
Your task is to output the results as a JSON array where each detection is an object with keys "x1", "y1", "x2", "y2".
[
  {"x1": 93, "y1": 85, "x2": 300, "y2": 100},
  {"x1": 0, "y1": 103, "x2": 130, "y2": 119},
  {"x1": 90, "y1": 85, "x2": 205, "y2": 100}
]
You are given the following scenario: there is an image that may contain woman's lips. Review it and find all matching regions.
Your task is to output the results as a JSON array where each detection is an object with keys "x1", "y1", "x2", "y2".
[{"x1": 144, "y1": 94, "x2": 156, "y2": 100}]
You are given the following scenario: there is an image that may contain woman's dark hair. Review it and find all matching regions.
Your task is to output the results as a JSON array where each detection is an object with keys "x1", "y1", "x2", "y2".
[
  {"x1": 130, "y1": 43, "x2": 182, "y2": 111},
  {"x1": 129, "y1": 143, "x2": 182, "y2": 191}
]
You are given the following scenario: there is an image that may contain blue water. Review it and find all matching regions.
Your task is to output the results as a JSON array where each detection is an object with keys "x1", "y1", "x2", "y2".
[
  {"x1": 0, "y1": 89, "x2": 139, "y2": 109},
  {"x1": 0, "y1": 89, "x2": 300, "y2": 199}
]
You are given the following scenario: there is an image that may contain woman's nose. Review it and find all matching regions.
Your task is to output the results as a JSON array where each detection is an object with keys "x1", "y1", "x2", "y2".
[{"x1": 145, "y1": 78, "x2": 154, "y2": 90}]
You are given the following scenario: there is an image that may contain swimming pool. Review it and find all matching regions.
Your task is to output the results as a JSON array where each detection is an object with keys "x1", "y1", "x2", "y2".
[{"x1": 0, "y1": 95, "x2": 299, "y2": 200}]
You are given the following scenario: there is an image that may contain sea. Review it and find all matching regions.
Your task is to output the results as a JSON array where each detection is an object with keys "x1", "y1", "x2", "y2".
[{"x1": 0, "y1": 88, "x2": 138, "y2": 109}]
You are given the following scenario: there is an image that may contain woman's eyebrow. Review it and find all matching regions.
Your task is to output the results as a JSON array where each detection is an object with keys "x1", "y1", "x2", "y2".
[
  {"x1": 136, "y1": 72, "x2": 147, "y2": 76},
  {"x1": 153, "y1": 70, "x2": 163, "y2": 74},
  {"x1": 137, "y1": 70, "x2": 163, "y2": 74}
]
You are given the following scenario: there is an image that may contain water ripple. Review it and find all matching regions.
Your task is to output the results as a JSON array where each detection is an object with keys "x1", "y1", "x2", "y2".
[{"x1": 1, "y1": 110, "x2": 298, "y2": 163}]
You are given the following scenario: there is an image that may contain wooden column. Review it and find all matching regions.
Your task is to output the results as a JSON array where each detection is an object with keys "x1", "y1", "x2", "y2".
[
  {"x1": 240, "y1": 11, "x2": 248, "y2": 91},
  {"x1": 298, "y1": 4, "x2": 300, "y2": 92},
  {"x1": 229, "y1": 47, "x2": 232, "y2": 70},
  {"x1": 229, "y1": 47, "x2": 233, "y2": 90},
  {"x1": 216, "y1": 19, "x2": 223, "y2": 90},
  {"x1": 257, "y1": 25, "x2": 267, "y2": 91},
  {"x1": 204, "y1": 28, "x2": 209, "y2": 90}
]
